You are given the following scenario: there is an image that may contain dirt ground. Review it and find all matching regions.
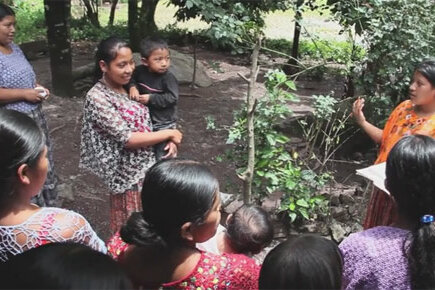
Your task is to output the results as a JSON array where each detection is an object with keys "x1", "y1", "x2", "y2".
[{"x1": 30, "y1": 42, "x2": 353, "y2": 242}]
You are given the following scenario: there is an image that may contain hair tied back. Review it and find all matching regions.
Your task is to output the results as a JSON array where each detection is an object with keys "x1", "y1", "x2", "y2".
[{"x1": 421, "y1": 214, "x2": 434, "y2": 224}]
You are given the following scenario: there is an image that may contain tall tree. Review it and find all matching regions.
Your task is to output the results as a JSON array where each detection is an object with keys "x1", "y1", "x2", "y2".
[
  {"x1": 44, "y1": 0, "x2": 74, "y2": 96},
  {"x1": 128, "y1": 0, "x2": 159, "y2": 51},
  {"x1": 82, "y1": 0, "x2": 100, "y2": 27},
  {"x1": 108, "y1": 0, "x2": 119, "y2": 26}
]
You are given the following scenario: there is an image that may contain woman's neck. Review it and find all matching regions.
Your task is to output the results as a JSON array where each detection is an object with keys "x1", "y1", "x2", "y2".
[
  {"x1": 414, "y1": 102, "x2": 435, "y2": 117},
  {"x1": 0, "y1": 195, "x2": 39, "y2": 226},
  {"x1": 101, "y1": 75, "x2": 125, "y2": 94},
  {"x1": 0, "y1": 43, "x2": 12, "y2": 55}
]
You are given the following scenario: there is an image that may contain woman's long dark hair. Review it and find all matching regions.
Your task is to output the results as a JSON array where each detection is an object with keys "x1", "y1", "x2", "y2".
[
  {"x1": 0, "y1": 109, "x2": 45, "y2": 202},
  {"x1": 120, "y1": 159, "x2": 219, "y2": 250},
  {"x1": 386, "y1": 135, "x2": 435, "y2": 289},
  {"x1": 94, "y1": 36, "x2": 130, "y2": 83},
  {"x1": 0, "y1": 3, "x2": 14, "y2": 21}
]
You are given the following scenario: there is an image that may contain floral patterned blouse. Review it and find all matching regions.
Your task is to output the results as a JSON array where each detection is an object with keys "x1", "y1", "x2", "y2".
[
  {"x1": 107, "y1": 232, "x2": 261, "y2": 289},
  {"x1": 375, "y1": 100, "x2": 435, "y2": 164},
  {"x1": 80, "y1": 81, "x2": 155, "y2": 194}
]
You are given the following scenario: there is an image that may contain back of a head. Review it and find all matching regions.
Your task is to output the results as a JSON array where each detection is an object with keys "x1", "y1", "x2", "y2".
[
  {"x1": 259, "y1": 235, "x2": 342, "y2": 289},
  {"x1": 386, "y1": 135, "x2": 435, "y2": 289},
  {"x1": 140, "y1": 36, "x2": 168, "y2": 58},
  {"x1": 1, "y1": 243, "x2": 132, "y2": 289},
  {"x1": 121, "y1": 159, "x2": 219, "y2": 249},
  {"x1": 0, "y1": 109, "x2": 45, "y2": 202},
  {"x1": 226, "y1": 205, "x2": 273, "y2": 254}
]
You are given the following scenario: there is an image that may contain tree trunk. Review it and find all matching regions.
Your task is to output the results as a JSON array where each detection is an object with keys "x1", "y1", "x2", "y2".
[
  {"x1": 44, "y1": 0, "x2": 74, "y2": 97},
  {"x1": 82, "y1": 0, "x2": 100, "y2": 27},
  {"x1": 284, "y1": 0, "x2": 303, "y2": 75},
  {"x1": 128, "y1": 0, "x2": 158, "y2": 51},
  {"x1": 238, "y1": 38, "x2": 261, "y2": 204},
  {"x1": 108, "y1": 0, "x2": 119, "y2": 26}
]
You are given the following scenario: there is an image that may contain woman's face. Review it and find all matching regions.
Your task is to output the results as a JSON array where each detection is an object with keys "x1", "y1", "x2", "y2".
[
  {"x1": 190, "y1": 191, "x2": 222, "y2": 243},
  {"x1": 409, "y1": 71, "x2": 435, "y2": 106},
  {"x1": 100, "y1": 47, "x2": 135, "y2": 86},
  {"x1": 0, "y1": 15, "x2": 15, "y2": 46}
]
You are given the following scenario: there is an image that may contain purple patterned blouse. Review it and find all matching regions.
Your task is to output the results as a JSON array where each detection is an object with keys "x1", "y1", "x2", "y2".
[
  {"x1": 339, "y1": 226, "x2": 411, "y2": 290},
  {"x1": 0, "y1": 43, "x2": 38, "y2": 112}
]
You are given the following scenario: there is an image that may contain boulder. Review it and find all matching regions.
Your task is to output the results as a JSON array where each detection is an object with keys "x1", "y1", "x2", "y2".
[{"x1": 133, "y1": 49, "x2": 213, "y2": 87}]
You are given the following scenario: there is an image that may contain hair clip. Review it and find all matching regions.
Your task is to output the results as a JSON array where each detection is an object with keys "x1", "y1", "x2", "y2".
[{"x1": 421, "y1": 215, "x2": 434, "y2": 224}]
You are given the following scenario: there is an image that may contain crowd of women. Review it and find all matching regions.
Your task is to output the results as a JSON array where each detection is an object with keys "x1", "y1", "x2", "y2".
[{"x1": 3, "y1": 2, "x2": 435, "y2": 289}]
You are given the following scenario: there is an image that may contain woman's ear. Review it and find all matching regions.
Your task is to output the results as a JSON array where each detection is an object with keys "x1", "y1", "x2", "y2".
[
  {"x1": 180, "y1": 222, "x2": 195, "y2": 242},
  {"x1": 225, "y1": 214, "x2": 233, "y2": 226},
  {"x1": 16, "y1": 164, "x2": 31, "y2": 185},
  {"x1": 99, "y1": 60, "x2": 108, "y2": 73}
]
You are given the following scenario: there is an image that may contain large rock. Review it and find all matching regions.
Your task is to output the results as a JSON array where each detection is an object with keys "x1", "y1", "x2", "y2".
[{"x1": 133, "y1": 49, "x2": 213, "y2": 87}]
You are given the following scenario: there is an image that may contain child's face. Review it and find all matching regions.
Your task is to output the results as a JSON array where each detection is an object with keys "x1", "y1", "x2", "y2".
[{"x1": 142, "y1": 48, "x2": 170, "y2": 74}]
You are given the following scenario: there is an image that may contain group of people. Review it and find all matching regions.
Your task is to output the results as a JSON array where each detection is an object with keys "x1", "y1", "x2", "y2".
[{"x1": 3, "y1": 2, "x2": 435, "y2": 289}]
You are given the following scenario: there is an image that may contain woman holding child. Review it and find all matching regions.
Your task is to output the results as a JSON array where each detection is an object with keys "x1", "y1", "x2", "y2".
[
  {"x1": 80, "y1": 37, "x2": 182, "y2": 233},
  {"x1": 353, "y1": 60, "x2": 435, "y2": 228}
]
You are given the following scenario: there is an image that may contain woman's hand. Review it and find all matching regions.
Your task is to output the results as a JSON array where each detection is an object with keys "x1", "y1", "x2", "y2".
[
  {"x1": 23, "y1": 89, "x2": 44, "y2": 103},
  {"x1": 352, "y1": 97, "x2": 366, "y2": 126},
  {"x1": 169, "y1": 129, "x2": 183, "y2": 144},
  {"x1": 162, "y1": 141, "x2": 178, "y2": 159}
]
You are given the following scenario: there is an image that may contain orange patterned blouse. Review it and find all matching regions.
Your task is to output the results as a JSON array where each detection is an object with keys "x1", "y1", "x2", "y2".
[{"x1": 375, "y1": 100, "x2": 435, "y2": 164}]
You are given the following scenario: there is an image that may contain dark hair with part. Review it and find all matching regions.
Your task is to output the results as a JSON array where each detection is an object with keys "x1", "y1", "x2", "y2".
[
  {"x1": 226, "y1": 205, "x2": 273, "y2": 254},
  {"x1": 0, "y1": 3, "x2": 14, "y2": 21},
  {"x1": 1, "y1": 243, "x2": 132, "y2": 289},
  {"x1": 415, "y1": 59, "x2": 435, "y2": 87},
  {"x1": 259, "y1": 235, "x2": 342, "y2": 289},
  {"x1": 121, "y1": 159, "x2": 219, "y2": 249},
  {"x1": 0, "y1": 109, "x2": 45, "y2": 202},
  {"x1": 139, "y1": 36, "x2": 168, "y2": 58},
  {"x1": 94, "y1": 36, "x2": 130, "y2": 82},
  {"x1": 385, "y1": 134, "x2": 435, "y2": 289}
]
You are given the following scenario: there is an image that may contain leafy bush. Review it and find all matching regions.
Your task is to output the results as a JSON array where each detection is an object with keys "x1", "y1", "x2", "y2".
[
  {"x1": 226, "y1": 69, "x2": 330, "y2": 222},
  {"x1": 329, "y1": 0, "x2": 435, "y2": 110},
  {"x1": 264, "y1": 38, "x2": 365, "y2": 64},
  {"x1": 70, "y1": 18, "x2": 128, "y2": 41},
  {"x1": 12, "y1": 0, "x2": 46, "y2": 43}
]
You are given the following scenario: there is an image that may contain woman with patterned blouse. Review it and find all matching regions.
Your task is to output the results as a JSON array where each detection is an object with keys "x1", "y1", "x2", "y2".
[
  {"x1": 353, "y1": 60, "x2": 435, "y2": 229},
  {"x1": 0, "y1": 110, "x2": 106, "y2": 262},
  {"x1": 0, "y1": 4, "x2": 57, "y2": 207},
  {"x1": 80, "y1": 37, "x2": 182, "y2": 233},
  {"x1": 107, "y1": 159, "x2": 260, "y2": 289}
]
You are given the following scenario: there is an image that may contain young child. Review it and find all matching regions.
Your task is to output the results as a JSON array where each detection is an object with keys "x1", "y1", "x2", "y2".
[
  {"x1": 259, "y1": 235, "x2": 343, "y2": 289},
  {"x1": 128, "y1": 37, "x2": 178, "y2": 160},
  {"x1": 197, "y1": 205, "x2": 274, "y2": 256}
]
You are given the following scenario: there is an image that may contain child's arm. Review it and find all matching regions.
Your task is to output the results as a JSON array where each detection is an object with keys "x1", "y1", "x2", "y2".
[{"x1": 148, "y1": 73, "x2": 179, "y2": 109}]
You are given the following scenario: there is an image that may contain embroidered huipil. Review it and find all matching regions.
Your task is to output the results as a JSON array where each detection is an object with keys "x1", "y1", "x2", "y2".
[
  {"x1": 0, "y1": 207, "x2": 106, "y2": 262},
  {"x1": 80, "y1": 81, "x2": 155, "y2": 193}
]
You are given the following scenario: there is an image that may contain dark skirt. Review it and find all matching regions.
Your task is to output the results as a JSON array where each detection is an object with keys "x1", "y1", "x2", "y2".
[{"x1": 110, "y1": 189, "x2": 142, "y2": 235}]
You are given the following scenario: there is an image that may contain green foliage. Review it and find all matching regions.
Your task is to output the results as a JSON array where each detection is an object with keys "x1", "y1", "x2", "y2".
[
  {"x1": 299, "y1": 94, "x2": 354, "y2": 169},
  {"x1": 264, "y1": 38, "x2": 365, "y2": 64},
  {"x1": 328, "y1": 0, "x2": 435, "y2": 108},
  {"x1": 227, "y1": 69, "x2": 329, "y2": 222},
  {"x1": 70, "y1": 18, "x2": 128, "y2": 41},
  {"x1": 12, "y1": 0, "x2": 46, "y2": 43},
  {"x1": 168, "y1": 0, "x2": 292, "y2": 53}
]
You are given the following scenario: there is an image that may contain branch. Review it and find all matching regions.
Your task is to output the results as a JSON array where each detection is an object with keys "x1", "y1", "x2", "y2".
[{"x1": 237, "y1": 72, "x2": 250, "y2": 83}]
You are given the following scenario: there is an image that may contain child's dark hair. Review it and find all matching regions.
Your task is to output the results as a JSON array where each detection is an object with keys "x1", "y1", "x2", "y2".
[
  {"x1": 121, "y1": 159, "x2": 219, "y2": 249},
  {"x1": 0, "y1": 109, "x2": 45, "y2": 203},
  {"x1": 415, "y1": 59, "x2": 435, "y2": 87},
  {"x1": 0, "y1": 3, "x2": 14, "y2": 21},
  {"x1": 226, "y1": 205, "x2": 273, "y2": 254},
  {"x1": 1, "y1": 243, "x2": 132, "y2": 289},
  {"x1": 259, "y1": 235, "x2": 342, "y2": 289},
  {"x1": 385, "y1": 135, "x2": 435, "y2": 289},
  {"x1": 94, "y1": 36, "x2": 130, "y2": 82},
  {"x1": 139, "y1": 36, "x2": 168, "y2": 58}
]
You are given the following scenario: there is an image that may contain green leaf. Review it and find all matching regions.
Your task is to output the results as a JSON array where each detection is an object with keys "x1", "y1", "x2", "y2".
[{"x1": 296, "y1": 199, "x2": 309, "y2": 208}]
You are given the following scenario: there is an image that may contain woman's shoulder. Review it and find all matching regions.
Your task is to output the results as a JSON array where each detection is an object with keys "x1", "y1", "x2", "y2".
[{"x1": 341, "y1": 226, "x2": 409, "y2": 249}]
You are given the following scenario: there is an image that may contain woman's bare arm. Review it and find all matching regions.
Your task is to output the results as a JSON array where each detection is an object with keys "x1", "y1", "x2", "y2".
[
  {"x1": 125, "y1": 129, "x2": 182, "y2": 149},
  {"x1": 0, "y1": 88, "x2": 43, "y2": 104}
]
